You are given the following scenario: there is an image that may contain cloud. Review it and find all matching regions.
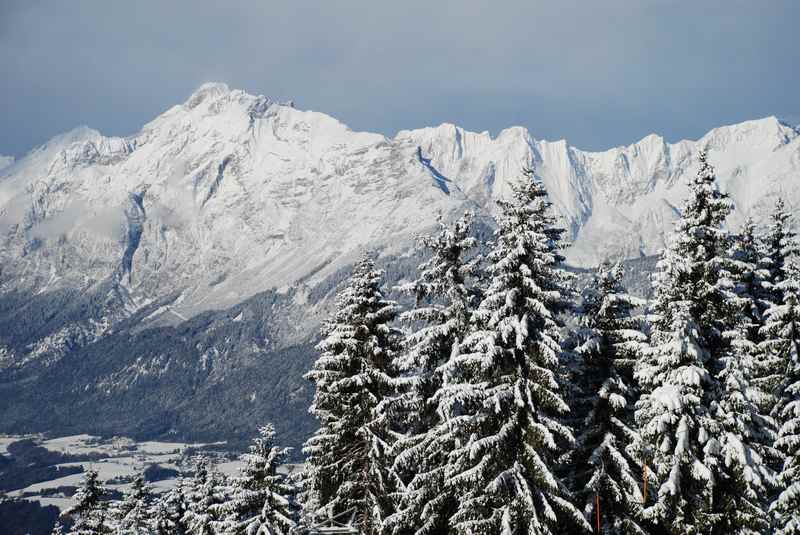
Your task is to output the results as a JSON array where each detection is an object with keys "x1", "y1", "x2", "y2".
[
  {"x1": 81, "y1": 205, "x2": 127, "y2": 241},
  {"x1": 0, "y1": 194, "x2": 30, "y2": 235},
  {"x1": 28, "y1": 201, "x2": 126, "y2": 242},
  {"x1": 1, "y1": 161, "x2": 199, "y2": 242},
  {"x1": 148, "y1": 159, "x2": 200, "y2": 229},
  {"x1": 0, "y1": 1, "x2": 798, "y2": 156}
]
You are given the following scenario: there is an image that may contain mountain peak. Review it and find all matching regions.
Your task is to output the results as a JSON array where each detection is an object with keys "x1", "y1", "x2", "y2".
[
  {"x1": 733, "y1": 115, "x2": 790, "y2": 135},
  {"x1": 706, "y1": 115, "x2": 791, "y2": 137},
  {"x1": 191, "y1": 81, "x2": 231, "y2": 96},
  {"x1": 697, "y1": 115, "x2": 798, "y2": 154},
  {"x1": 184, "y1": 82, "x2": 233, "y2": 109}
]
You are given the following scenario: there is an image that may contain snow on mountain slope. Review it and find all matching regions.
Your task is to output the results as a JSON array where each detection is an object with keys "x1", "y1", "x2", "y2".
[
  {"x1": 0, "y1": 155, "x2": 13, "y2": 171},
  {"x1": 0, "y1": 84, "x2": 471, "y2": 323},
  {"x1": 398, "y1": 116, "x2": 800, "y2": 264},
  {"x1": 1, "y1": 83, "x2": 798, "y2": 323}
]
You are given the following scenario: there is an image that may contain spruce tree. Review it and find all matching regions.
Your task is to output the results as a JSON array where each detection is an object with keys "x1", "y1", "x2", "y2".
[
  {"x1": 702, "y1": 217, "x2": 781, "y2": 535},
  {"x1": 571, "y1": 262, "x2": 649, "y2": 535},
  {"x1": 729, "y1": 218, "x2": 780, "y2": 415},
  {"x1": 712, "y1": 321, "x2": 776, "y2": 534},
  {"x1": 153, "y1": 478, "x2": 189, "y2": 535},
  {"x1": 762, "y1": 198, "x2": 799, "y2": 306},
  {"x1": 764, "y1": 262, "x2": 800, "y2": 534},
  {"x1": 439, "y1": 172, "x2": 589, "y2": 534},
  {"x1": 302, "y1": 256, "x2": 401, "y2": 533},
  {"x1": 634, "y1": 151, "x2": 734, "y2": 534},
  {"x1": 152, "y1": 498, "x2": 175, "y2": 535},
  {"x1": 63, "y1": 469, "x2": 110, "y2": 535},
  {"x1": 758, "y1": 198, "x2": 800, "y2": 447},
  {"x1": 386, "y1": 212, "x2": 480, "y2": 535},
  {"x1": 182, "y1": 457, "x2": 228, "y2": 535},
  {"x1": 112, "y1": 474, "x2": 152, "y2": 534},
  {"x1": 220, "y1": 424, "x2": 296, "y2": 534}
]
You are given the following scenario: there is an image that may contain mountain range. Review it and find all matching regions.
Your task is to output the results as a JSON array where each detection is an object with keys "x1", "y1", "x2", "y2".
[{"x1": 0, "y1": 83, "x2": 798, "y2": 449}]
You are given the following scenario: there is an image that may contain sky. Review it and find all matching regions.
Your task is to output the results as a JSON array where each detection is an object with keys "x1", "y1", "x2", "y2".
[{"x1": 1, "y1": 0, "x2": 798, "y2": 158}]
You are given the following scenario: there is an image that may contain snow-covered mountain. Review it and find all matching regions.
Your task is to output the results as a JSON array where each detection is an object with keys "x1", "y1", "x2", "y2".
[
  {"x1": 0, "y1": 83, "x2": 797, "y2": 446},
  {"x1": 402, "y1": 117, "x2": 799, "y2": 264},
  {"x1": 1, "y1": 83, "x2": 798, "y2": 321}
]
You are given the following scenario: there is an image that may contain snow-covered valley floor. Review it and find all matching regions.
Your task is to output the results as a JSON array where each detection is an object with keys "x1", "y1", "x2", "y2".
[{"x1": 1, "y1": 433, "x2": 234, "y2": 512}]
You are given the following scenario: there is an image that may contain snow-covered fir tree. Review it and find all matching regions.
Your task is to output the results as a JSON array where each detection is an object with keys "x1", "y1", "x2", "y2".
[
  {"x1": 704, "y1": 217, "x2": 782, "y2": 535},
  {"x1": 634, "y1": 151, "x2": 735, "y2": 534},
  {"x1": 385, "y1": 212, "x2": 480, "y2": 535},
  {"x1": 152, "y1": 478, "x2": 189, "y2": 535},
  {"x1": 729, "y1": 217, "x2": 781, "y2": 414},
  {"x1": 712, "y1": 319, "x2": 776, "y2": 534},
  {"x1": 764, "y1": 261, "x2": 800, "y2": 534},
  {"x1": 63, "y1": 469, "x2": 110, "y2": 535},
  {"x1": 152, "y1": 500, "x2": 174, "y2": 535},
  {"x1": 220, "y1": 424, "x2": 296, "y2": 535},
  {"x1": 635, "y1": 304, "x2": 716, "y2": 533},
  {"x1": 733, "y1": 218, "x2": 774, "y2": 315},
  {"x1": 759, "y1": 199, "x2": 799, "y2": 478},
  {"x1": 570, "y1": 262, "x2": 649, "y2": 535},
  {"x1": 761, "y1": 198, "x2": 799, "y2": 306},
  {"x1": 438, "y1": 171, "x2": 589, "y2": 535},
  {"x1": 111, "y1": 474, "x2": 152, "y2": 534},
  {"x1": 182, "y1": 457, "x2": 228, "y2": 535},
  {"x1": 152, "y1": 498, "x2": 177, "y2": 535},
  {"x1": 302, "y1": 256, "x2": 402, "y2": 533}
]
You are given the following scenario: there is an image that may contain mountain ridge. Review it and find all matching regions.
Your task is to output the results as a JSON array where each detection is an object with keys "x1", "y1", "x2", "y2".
[
  {"x1": 2, "y1": 85, "x2": 798, "y2": 315},
  {"x1": 0, "y1": 83, "x2": 797, "y2": 448},
  {"x1": 2, "y1": 84, "x2": 798, "y2": 322}
]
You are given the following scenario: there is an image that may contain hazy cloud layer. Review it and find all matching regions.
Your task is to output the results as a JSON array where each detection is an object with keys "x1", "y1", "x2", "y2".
[
  {"x1": 29, "y1": 201, "x2": 126, "y2": 242},
  {"x1": 1, "y1": 0, "x2": 798, "y2": 157}
]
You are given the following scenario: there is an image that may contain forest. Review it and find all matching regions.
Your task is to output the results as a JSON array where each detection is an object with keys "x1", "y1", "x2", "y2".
[{"x1": 50, "y1": 153, "x2": 800, "y2": 534}]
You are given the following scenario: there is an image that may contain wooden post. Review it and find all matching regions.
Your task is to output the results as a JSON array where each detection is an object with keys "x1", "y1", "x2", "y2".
[
  {"x1": 643, "y1": 463, "x2": 648, "y2": 504},
  {"x1": 596, "y1": 494, "x2": 600, "y2": 533}
]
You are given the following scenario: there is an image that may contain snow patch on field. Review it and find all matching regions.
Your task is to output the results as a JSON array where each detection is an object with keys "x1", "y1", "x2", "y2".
[{"x1": 5, "y1": 433, "x2": 234, "y2": 512}]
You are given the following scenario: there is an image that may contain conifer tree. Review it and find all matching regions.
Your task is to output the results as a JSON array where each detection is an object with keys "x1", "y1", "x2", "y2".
[
  {"x1": 206, "y1": 469, "x2": 231, "y2": 533},
  {"x1": 386, "y1": 212, "x2": 480, "y2": 535},
  {"x1": 634, "y1": 151, "x2": 735, "y2": 534},
  {"x1": 636, "y1": 305, "x2": 717, "y2": 533},
  {"x1": 729, "y1": 218, "x2": 780, "y2": 412},
  {"x1": 63, "y1": 469, "x2": 110, "y2": 535},
  {"x1": 112, "y1": 474, "x2": 152, "y2": 534},
  {"x1": 757, "y1": 199, "x2": 800, "y2": 440},
  {"x1": 762, "y1": 198, "x2": 799, "y2": 306},
  {"x1": 734, "y1": 218, "x2": 774, "y2": 313},
  {"x1": 764, "y1": 262, "x2": 800, "y2": 534},
  {"x1": 712, "y1": 320, "x2": 776, "y2": 534},
  {"x1": 220, "y1": 424, "x2": 296, "y2": 535},
  {"x1": 302, "y1": 256, "x2": 401, "y2": 533},
  {"x1": 152, "y1": 499, "x2": 175, "y2": 535},
  {"x1": 570, "y1": 262, "x2": 649, "y2": 535},
  {"x1": 703, "y1": 217, "x2": 781, "y2": 535},
  {"x1": 153, "y1": 478, "x2": 189, "y2": 535},
  {"x1": 439, "y1": 172, "x2": 590, "y2": 534},
  {"x1": 182, "y1": 457, "x2": 228, "y2": 535}
]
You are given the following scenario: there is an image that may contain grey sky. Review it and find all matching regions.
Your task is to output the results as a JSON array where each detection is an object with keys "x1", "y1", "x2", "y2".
[{"x1": 1, "y1": 0, "x2": 798, "y2": 157}]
